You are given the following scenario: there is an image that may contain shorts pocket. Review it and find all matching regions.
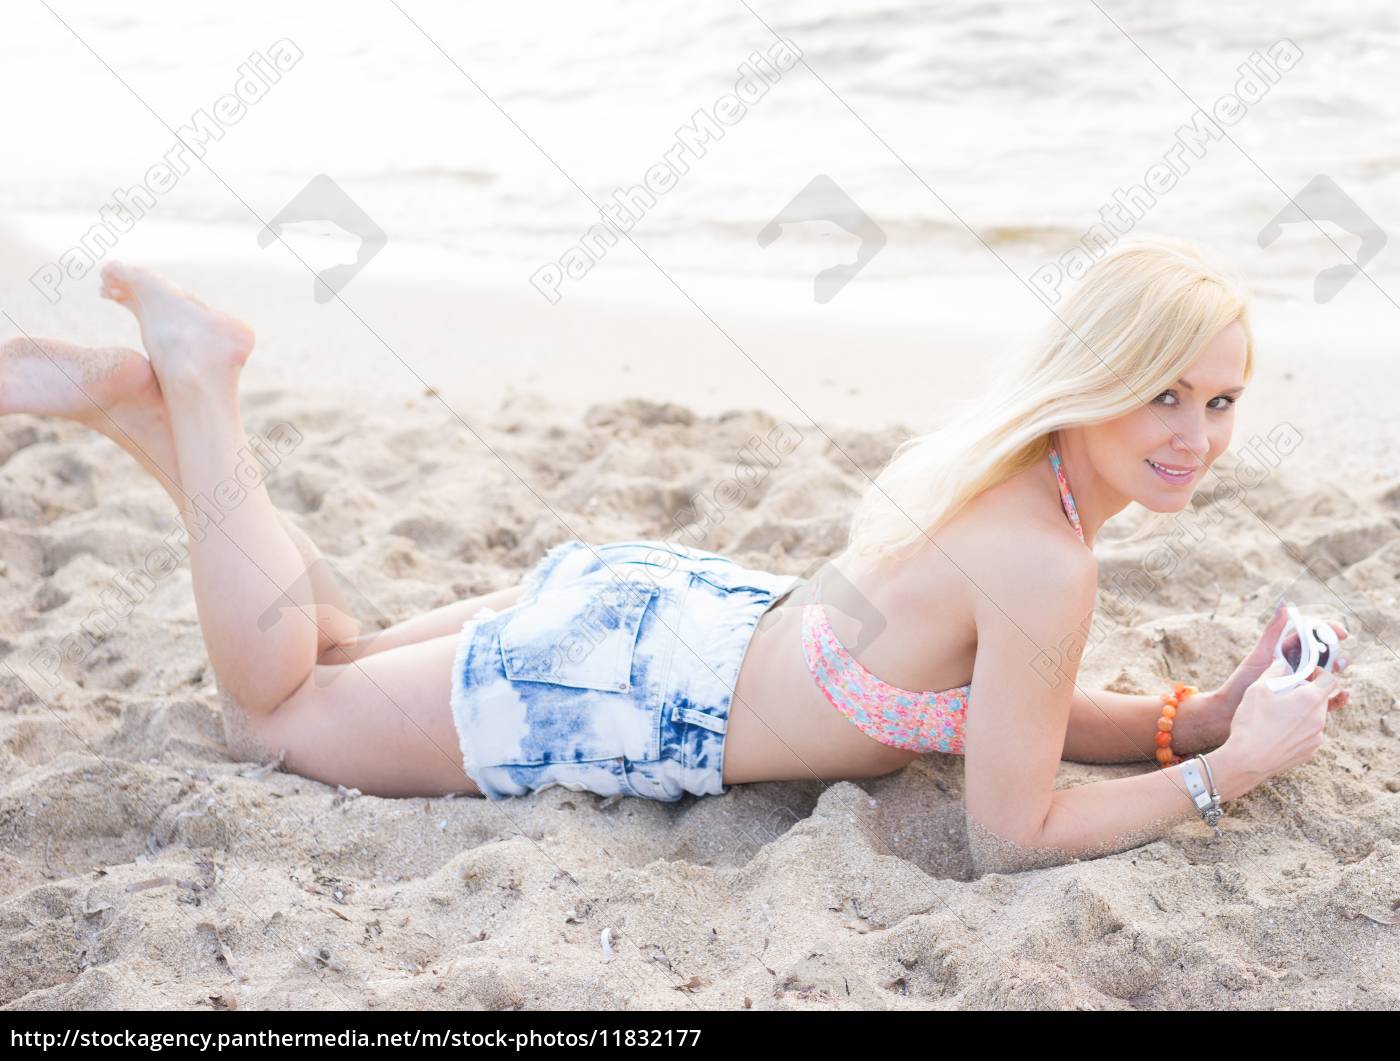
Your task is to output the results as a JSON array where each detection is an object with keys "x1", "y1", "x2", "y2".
[{"x1": 498, "y1": 574, "x2": 660, "y2": 693}]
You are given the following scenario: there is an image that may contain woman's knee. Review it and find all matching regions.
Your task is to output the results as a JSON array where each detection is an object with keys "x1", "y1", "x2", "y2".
[{"x1": 216, "y1": 683, "x2": 284, "y2": 763}]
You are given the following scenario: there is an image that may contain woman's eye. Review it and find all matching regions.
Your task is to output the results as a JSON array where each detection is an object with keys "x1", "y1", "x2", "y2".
[{"x1": 1154, "y1": 391, "x2": 1237, "y2": 410}]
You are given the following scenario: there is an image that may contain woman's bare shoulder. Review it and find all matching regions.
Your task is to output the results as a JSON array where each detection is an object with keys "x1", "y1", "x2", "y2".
[{"x1": 938, "y1": 473, "x2": 1098, "y2": 594}]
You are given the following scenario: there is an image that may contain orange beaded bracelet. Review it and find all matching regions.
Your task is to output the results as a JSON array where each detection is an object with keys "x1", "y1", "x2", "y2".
[{"x1": 1154, "y1": 681, "x2": 1196, "y2": 767}]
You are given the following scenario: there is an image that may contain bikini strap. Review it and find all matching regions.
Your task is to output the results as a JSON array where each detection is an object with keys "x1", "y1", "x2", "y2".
[{"x1": 1047, "y1": 444, "x2": 1086, "y2": 545}]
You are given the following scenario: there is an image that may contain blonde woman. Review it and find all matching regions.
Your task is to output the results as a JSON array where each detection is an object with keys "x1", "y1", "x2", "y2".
[{"x1": 1, "y1": 237, "x2": 1348, "y2": 875}]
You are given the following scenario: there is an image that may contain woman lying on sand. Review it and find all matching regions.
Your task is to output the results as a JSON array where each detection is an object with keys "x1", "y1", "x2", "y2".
[{"x1": 0, "y1": 236, "x2": 1349, "y2": 874}]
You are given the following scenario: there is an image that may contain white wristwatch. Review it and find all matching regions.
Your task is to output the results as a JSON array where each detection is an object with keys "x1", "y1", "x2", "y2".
[{"x1": 1179, "y1": 754, "x2": 1223, "y2": 832}]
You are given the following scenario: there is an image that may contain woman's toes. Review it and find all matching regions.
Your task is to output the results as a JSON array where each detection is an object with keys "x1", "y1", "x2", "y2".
[
  {"x1": 99, "y1": 261, "x2": 134, "y2": 305},
  {"x1": 96, "y1": 262, "x2": 254, "y2": 380}
]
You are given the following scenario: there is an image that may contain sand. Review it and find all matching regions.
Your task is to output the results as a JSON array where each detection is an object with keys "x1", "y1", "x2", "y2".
[{"x1": 1, "y1": 238, "x2": 1398, "y2": 1010}]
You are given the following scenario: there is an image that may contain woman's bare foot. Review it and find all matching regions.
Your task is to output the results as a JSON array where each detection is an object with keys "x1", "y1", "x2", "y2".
[
  {"x1": 2, "y1": 332, "x2": 355, "y2": 659},
  {"x1": 0, "y1": 335, "x2": 152, "y2": 419},
  {"x1": 0, "y1": 335, "x2": 184, "y2": 499},
  {"x1": 99, "y1": 262, "x2": 255, "y2": 391}
]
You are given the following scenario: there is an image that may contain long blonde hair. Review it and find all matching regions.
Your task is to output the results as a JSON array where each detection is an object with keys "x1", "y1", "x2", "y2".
[{"x1": 844, "y1": 235, "x2": 1256, "y2": 560}]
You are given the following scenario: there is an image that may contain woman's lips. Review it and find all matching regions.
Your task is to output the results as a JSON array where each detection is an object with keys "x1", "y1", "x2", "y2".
[{"x1": 1146, "y1": 458, "x2": 1196, "y2": 484}]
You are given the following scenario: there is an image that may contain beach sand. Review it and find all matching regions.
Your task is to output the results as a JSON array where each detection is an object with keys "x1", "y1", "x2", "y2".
[{"x1": 1, "y1": 239, "x2": 1398, "y2": 1010}]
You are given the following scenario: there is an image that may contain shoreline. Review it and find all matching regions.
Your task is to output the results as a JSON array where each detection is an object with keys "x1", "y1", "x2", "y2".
[{"x1": 3, "y1": 210, "x2": 1397, "y2": 492}]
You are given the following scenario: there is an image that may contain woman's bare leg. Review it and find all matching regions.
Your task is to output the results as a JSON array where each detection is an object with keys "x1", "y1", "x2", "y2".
[
  {"x1": 3, "y1": 306, "x2": 497, "y2": 796},
  {"x1": 0, "y1": 334, "x2": 362, "y2": 659},
  {"x1": 99, "y1": 261, "x2": 338, "y2": 717},
  {"x1": 0, "y1": 332, "x2": 527, "y2": 668},
  {"x1": 218, "y1": 582, "x2": 525, "y2": 789},
  {"x1": 252, "y1": 629, "x2": 483, "y2": 796},
  {"x1": 0, "y1": 335, "x2": 184, "y2": 500},
  {"x1": 329, "y1": 582, "x2": 527, "y2": 662}
]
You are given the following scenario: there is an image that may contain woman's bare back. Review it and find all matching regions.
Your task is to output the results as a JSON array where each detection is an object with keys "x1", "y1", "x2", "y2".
[{"x1": 724, "y1": 456, "x2": 1092, "y2": 785}]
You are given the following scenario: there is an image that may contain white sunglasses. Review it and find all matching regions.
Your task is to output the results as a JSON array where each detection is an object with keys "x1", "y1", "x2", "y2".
[{"x1": 1266, "y1": 604, "x2": 1342, "y2": 692}]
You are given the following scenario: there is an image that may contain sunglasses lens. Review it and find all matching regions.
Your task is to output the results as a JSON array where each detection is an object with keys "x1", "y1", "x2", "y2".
[{"x1": 1283, "y1": 638, "x2": 1302, "y2": 669}]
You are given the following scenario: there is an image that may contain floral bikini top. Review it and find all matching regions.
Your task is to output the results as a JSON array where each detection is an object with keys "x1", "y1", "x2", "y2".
[{"x1": 800, "y1": 442, "x2": 1085, "y2": 755}]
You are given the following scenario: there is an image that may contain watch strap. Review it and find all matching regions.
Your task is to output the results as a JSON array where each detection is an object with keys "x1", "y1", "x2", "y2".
[{"x1": 1179, "y1": 756, "x2": 1224, "y2": 829}]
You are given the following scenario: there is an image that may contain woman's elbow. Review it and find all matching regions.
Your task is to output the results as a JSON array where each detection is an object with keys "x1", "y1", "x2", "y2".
[{"x1": 965, "y1": 813, "x2": 1083, "y2": 876}]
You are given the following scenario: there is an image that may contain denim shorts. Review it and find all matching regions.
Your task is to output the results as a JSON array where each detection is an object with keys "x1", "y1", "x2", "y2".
[{"x1": 449, "y1": 539, "x2": 801, "y2": 801}]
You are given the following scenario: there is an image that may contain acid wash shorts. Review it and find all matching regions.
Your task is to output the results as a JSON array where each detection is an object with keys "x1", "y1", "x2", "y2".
[{"x1": 449, "y1": 539, "x2": 801, "y2": 801}]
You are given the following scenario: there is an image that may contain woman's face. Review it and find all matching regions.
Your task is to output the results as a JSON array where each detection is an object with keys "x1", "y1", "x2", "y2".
[{"x1": 1084, "y1": 319, "x2": 1250, "y2": 512}]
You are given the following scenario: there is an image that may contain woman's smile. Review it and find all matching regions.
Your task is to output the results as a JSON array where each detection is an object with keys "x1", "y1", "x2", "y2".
[{"x1": 1146, "y1": 457, "x2": 1197, "y2": 484}]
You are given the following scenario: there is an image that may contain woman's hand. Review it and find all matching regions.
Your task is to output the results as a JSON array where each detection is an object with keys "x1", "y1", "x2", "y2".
[
  {"x1": 1212, "y1": 601, "x2": 1350, "y2": 723},
  {"x1": 1216, "y1": 657, "x2": 1339, "y2": 793}
]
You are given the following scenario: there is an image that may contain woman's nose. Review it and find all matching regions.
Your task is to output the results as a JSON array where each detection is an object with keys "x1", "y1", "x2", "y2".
[{"x1": 1169, "y1": 425, "x2": 1208, "y2": 458}]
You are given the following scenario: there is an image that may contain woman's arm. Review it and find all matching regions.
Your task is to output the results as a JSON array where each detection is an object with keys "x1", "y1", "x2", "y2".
[
  {"x1": 1061, "y1": 684, "x2": 1229, "y2": 763},
  {"x1": 960, "y1": 541, "x2": 1253, "y2": 876},
  {"x1": 967, "y1": 742, "x2": 1256, "y2": 873}
]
